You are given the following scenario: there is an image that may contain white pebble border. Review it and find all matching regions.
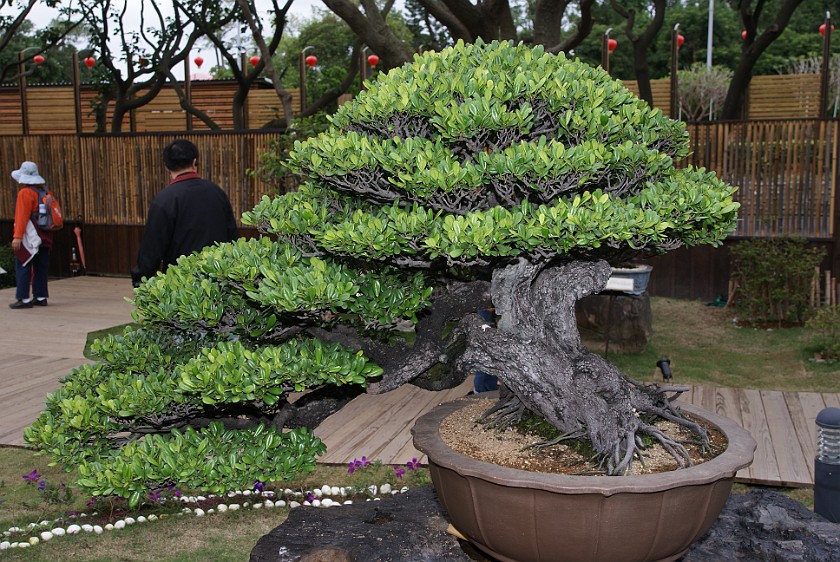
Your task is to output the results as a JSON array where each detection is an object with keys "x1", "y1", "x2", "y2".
[{"x1": 0, "y1": 484, "x2": 411, "y2": 551}]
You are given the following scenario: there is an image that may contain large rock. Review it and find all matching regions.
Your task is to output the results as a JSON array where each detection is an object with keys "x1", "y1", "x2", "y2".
[
  {"x1": 249, "y1": 486, "x2": 474, "y2": 561},
  {"x1": 251, "y1": 487, "x2": 839, "y2": 561},
  {"x1": 683, "y1": 489, "x2": 840, "y2": 561}
]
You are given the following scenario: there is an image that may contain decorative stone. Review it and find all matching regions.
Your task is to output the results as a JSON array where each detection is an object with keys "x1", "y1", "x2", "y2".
[
  {"x1": 81, "y1": 524, "x2": 94, "y2": 532},
  {"x1": 195, "y1": 508, "x2": 205, "y2": 517},
  {"x1": 104, "y1": 524, "x2": 114, "y2": 531},
  {"x1": 51, "y1": 527, "x2": 65, "y2": 536},
  {"x1": 0, "y1": 541, "x2": 9, "y2": 550},
  {"x1": 93, "y1": 525, "x2": 103, "y2": 534},
  {"x1": 229, "y1": 504, "x2": 240, "y2": 511},
  {"x1": 124, "y1": 517, "x2": 135, "y2": 525},
  {"x1": 67, "y1": 525, "x2": 81, "y2": 535},
  {"x1": 39, "y1": 531, "x2": 52, "y2": 541},
  {"x1": 217, "y1": 504, "x2": 228, "y2": 512},
  {"x1": 380, "y1": 483, "x2": 392, "y2": 494},
  {"x1": 114, "y1": 520, "x2": 126, "y2": 529}
]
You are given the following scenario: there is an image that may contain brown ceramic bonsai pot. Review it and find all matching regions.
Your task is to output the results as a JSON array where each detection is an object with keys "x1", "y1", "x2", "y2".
[{"x1": 412, "y1": 397, "x2": 756, "y2": 562}]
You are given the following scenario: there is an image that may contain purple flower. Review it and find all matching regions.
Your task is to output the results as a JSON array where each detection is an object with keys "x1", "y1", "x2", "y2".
[
  {"x1": 23, "y1": 469, "x2": 41, "y2": 482},
  {"x1": 85, "y1": 497, "x2": 97, "y2": 508},
  {"x1": 148, "y1": 491, "x2": 162, "y2": 502},
  {"x1": 38, "y1": 480, "x2": 46, "y2": 491},
  {"x1": 305, "y1": 492, "x2": 316, "y2": 503},
  {"x1": 173, "y1": 490, "x2": 182, "y2": 498},
  {"x1": 253, "y1": 480, "x2": 265, "y2": 493},
  {"x1": 406, "y1": 458, "x2": 420, "y2": 470},
  {"x1": 393, "y1": 466, "x2": 406, "y2": 479},
  {"x1": 348, "y1": 456, "x2": 371, "y2": 473}
]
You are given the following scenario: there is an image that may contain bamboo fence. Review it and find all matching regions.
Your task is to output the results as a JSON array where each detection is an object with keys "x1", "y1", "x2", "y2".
[{"x1": 0, "y1": 119, "x2": 837, "y2": 240}]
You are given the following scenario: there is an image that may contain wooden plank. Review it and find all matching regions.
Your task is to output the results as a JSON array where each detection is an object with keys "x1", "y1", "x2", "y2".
[
  {"x1": 785, "y1": 391, "x2": 821, "y2": 481},
  {"x1": 713, "y1": 387, "x2": 751, "y2": 480},
  {"x1": 761, "y1": 390, "x2": 811, "y2": 487},
  {"x1": 739, "y1": 388, "x2": 781, "y2": 484}
]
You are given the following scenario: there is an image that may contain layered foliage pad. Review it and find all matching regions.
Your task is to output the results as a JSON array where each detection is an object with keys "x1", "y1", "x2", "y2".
[
  {"x1": 24, "y1": 238, "x2": 426, "y2": 506},
  {"x1": 246, "y1": 40, "x2": 738, "y2": 266}
]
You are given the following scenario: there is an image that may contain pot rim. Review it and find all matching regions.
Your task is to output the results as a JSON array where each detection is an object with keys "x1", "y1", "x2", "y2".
[{"x1": 411, "y1": 398, "x2": 756, "y2": 496}]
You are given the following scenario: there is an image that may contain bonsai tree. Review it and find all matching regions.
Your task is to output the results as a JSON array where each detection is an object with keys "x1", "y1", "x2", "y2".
[{"x1": 26, "y1": 40, "x2": 738, "y2": 504}]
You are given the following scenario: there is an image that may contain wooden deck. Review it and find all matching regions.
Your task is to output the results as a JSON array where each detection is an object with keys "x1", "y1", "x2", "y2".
[
  {"x1": 2, "y1": 276, "x2": 834, "y2": 488},
  {"x1": 1, "y1": 276, "x2": 136, "y2": 444}
]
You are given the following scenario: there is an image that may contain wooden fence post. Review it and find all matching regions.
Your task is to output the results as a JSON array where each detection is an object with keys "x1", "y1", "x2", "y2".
[
  {"x1": 670, "y1": 25, "x2": 680, "y2": 119},
  {"x1": 18, "y1": 51, "x2": 29, "y2": 135},
  {"x1": 820, "y1": 12, "x2": 833, "y2": 119},
  {"x1": 832, "y1": 120, "x2": 840, "y2": 279}
]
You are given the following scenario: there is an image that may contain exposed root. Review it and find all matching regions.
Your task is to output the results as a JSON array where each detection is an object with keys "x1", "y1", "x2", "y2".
[
  {"x1": 528, "y1": 429, "x2": 586, "y2": 451},
  {"x1": 478, "y1": 393, "x2": 528, "y2": 431}
]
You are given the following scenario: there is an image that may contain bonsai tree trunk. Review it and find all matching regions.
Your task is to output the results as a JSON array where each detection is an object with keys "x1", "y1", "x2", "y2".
[{"x1": 457, "y1": 258, "x2": 706, "y2": 475}]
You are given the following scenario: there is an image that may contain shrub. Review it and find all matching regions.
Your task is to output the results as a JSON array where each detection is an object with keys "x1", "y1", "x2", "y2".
[
  {"x1": 807, "y1": 307, "x2": 840, "y2": 361},
  {"x1": 729, "y1": 237, "x2": 825, "y2": 325},
  {"x1": 0, "y1": 245, "x2": 15, "y2": 289},
  {"x1": 678, "y1": 63, "x2": 733, "y2": 122}
]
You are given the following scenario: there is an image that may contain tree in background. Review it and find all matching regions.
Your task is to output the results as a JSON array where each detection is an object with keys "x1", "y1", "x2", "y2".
[
  {"x1": 322, "y1": 0, "x2": 597, "y2": 69},
  {"x1": 174, "y1": 0, "x2": 294, "y2": 129},
  {"x1": 678, "y1": 63, "x2": 733, "y2": 121},
  {"x1": 609, "y1": 0, "x2": 668, "y2": 106},
  {"x1": 722, "y1": 0, "x2": 809, "y2": 119},
  {"x1": 0, "y1": 0, "x2": 86, "y2": 84},
  {"x1": 72, "y1": 0, "x2": 203, "y2": 132}
]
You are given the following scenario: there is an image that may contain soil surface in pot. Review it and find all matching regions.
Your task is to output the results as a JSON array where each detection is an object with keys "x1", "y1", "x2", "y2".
[{"x1": 440, "y1": 397, "x2": 727, "y2": 475}]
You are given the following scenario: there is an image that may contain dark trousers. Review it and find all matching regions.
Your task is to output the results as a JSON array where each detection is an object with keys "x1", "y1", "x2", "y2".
[{"x1": 15, "y1": 247, "x2": 49, "y2": 301}]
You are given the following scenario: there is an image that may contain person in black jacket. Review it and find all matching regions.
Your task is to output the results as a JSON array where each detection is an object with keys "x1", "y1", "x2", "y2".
[{"x1": 131, "y1": 139, "x2": 238, "y2": 287}]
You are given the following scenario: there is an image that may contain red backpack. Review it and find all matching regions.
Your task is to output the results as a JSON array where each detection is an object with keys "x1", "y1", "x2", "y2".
[{"x1": 28, "y1": 186, "x2": 64, "y2": 231}]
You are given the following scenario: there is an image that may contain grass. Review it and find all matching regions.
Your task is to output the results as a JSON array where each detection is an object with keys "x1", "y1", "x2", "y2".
[
  {"x1": 0, "y1": 446, "x2": 427, "y2": 561},
  {"x1": 596, "y1": 298, "x2": 840, "y2": 393},
  {"x1": 3, "y1": 297, "x2": 837, "y2": 559}
]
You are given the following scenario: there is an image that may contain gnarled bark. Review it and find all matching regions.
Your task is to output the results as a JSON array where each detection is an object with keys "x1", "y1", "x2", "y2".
[{"x1": 456, "y1": 258, "x2": 706, "y2": 475}]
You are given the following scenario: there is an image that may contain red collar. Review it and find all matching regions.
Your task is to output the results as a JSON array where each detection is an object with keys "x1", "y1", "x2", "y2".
[{"x1": 169, "y1": 171, "x2": 201, "y2": 185}]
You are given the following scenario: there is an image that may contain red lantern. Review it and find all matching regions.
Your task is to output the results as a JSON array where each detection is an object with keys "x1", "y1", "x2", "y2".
[
  {"x1": 367, "y1": 54, "x2": 380, "y2": 67},
  {"x1": 83, "y1": 57, "x2": 95, "y2": 69},
  {"x1": 305, "y1": 55, "x2": 317, "y2": 68},
  {"x1": 820, "y1": 23, "x2": 835, "y2": 37},
  {"x1": 33, "y1": 54, "x2": 45, "y2": 64},
  {"x1": 607, "y1": 38, "x2": 618, "y2": 53},
  {"x1": 741, "y1": 30, "x2": 747, "y2": 39},
  {"x1": 194, "y1": 55, "x2": 204, "y2": 68},
  {"x1": 676, "y1": 34, "x2": 685, "y2": 48},
  {"x1": 249, "y1": 55, "x2": 260, "y2": 67}
]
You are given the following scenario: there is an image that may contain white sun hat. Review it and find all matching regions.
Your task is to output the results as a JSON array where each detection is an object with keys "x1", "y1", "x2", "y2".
[{"x1": 11, "y1": 161, "x2": 46, "y2": 185}]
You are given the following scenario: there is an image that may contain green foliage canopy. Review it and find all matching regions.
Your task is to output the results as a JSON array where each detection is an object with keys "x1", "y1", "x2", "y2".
[{"x1": 247, "y1": 40, "x2": 739, "y2": 267}]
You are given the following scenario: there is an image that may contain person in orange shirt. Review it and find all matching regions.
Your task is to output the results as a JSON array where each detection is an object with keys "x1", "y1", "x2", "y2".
[{"x1": 9, "y1": 161, "x2": 52, "y2": 309}]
